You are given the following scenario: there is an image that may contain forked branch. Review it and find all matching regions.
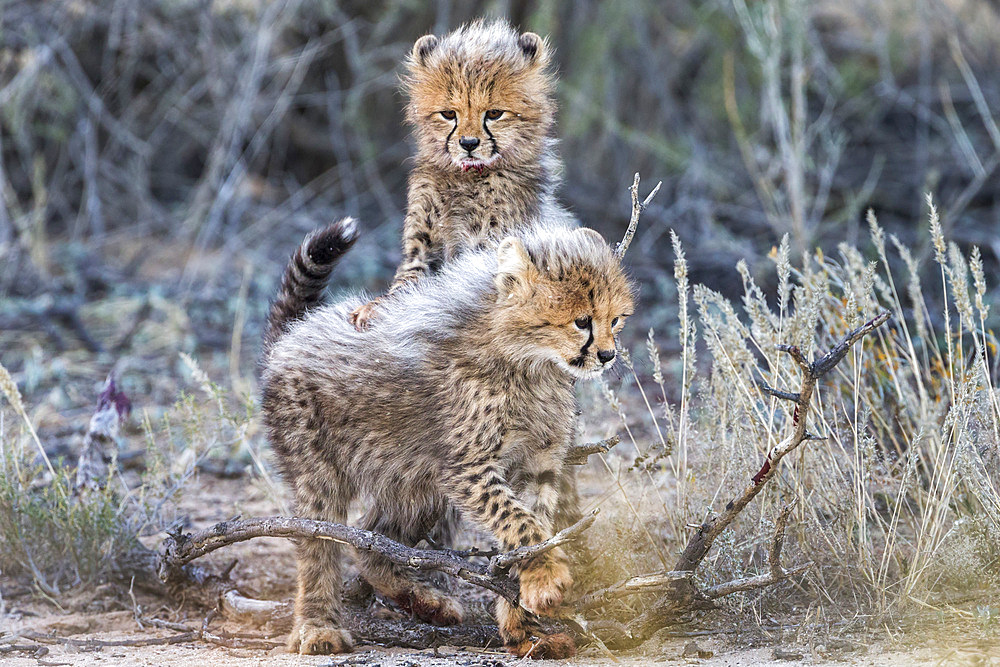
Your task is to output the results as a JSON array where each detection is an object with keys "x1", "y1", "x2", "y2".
[
  {"x1": 160, "y1": 511, "x2": 598, "y2": 606},
  {"x1": 701, "y1": 503, "x2": 811, "y2": 599},
  {"x1": 615, "y1": 173, "x2": 662, "y2": 258},
  {"x1": 673, "y1": 311, "x2": 889, "y2": 573},
  {"x1": 587, "y1": 312, "x2": 890, "y2": 648}
]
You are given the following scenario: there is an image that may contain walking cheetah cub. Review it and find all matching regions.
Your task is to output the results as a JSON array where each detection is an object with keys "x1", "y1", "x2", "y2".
[
  {"x1": 349, "y1": 19, "x2": 574, "y2": 330},
  {"x1": 262, "y1": 219, "x2": 634, "y2": 658}
]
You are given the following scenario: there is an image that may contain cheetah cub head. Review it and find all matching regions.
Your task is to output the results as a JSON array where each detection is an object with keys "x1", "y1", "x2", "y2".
[
  {"x1": 493, "y1": 226, "x2": 635, "y2": 380},
  {"x1": 404, "y1": 20, "x2": 555, "y2": 173}
]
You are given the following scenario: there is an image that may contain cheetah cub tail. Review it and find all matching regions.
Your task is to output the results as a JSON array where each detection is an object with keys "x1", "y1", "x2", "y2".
[{"x1": 264, "y1": 217, "x2": 359, "y2": 348}]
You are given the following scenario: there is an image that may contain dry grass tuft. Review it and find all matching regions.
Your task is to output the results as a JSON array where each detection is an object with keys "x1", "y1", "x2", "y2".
[{"x1": 595, "y1": 199, "x2": 1000, "y2": 626}]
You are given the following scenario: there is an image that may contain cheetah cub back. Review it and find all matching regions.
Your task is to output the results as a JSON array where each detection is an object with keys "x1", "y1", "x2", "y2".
[
  {"x1": 263, "y1": 221, "x2": 634, "y2": 659},
  {"x1": 350, "y1": 19, "x2": 574, "y2": 329}
]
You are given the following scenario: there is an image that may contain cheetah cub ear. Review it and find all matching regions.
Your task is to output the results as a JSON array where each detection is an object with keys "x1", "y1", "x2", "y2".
[
  {"x1": 495, "y1": 237, "x2": 538, "y2": 298},
  {"x1": 575, "y1": 227, "x2": 606, "y2": 247},
  {"x1": 518, "y1": 31, "x2": 549, "y2": 65},
  {"x1": 411, "y1": 34, "x2": 439, "y2": 66}
]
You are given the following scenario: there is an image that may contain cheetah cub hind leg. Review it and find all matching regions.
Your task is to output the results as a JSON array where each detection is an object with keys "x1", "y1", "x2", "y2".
[
  {"x1": 389, "y1": 585, "x2": 465, "y2": 626},
  {"x1": 356, "y1": 505, "x2": 465, "y2": 626},
  {"x1": 496, "y1": 598, "x2": 576, "y2": 660}
]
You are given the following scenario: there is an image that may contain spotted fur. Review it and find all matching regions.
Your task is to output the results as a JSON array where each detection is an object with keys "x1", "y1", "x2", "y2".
[
  {"x1": 263, "y1": 223, "x2": 635, "y2": 657},
  {"x1": 349, "y1": 19, "x2": 573, "y2": 330}
]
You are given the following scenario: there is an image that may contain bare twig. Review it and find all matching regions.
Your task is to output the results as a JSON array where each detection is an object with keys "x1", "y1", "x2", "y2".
[
  {"x1": 615, "y1": 173, "x2": 662, "y2": 259},
  {"x1": 160, "y1": 511, "x2": 597, "y2": 606},
  {"x1": 613, "y1": 311, "x2": 890, "y2": 647},
  {"x1": 576, "y1": 571, "x2": 692, "y2": 610},
  {"x1": 565, "y1": 436, "x2": 620, "y2": 465},
  {"x1": 753, "y1": 376, "x2": 800, "y2": 403},
  {"x1": 701, "y1": 503, "x2": 810, "y2": 599}
]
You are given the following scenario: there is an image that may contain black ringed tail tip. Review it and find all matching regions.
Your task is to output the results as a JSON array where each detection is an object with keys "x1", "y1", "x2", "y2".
[{"x1": 264, "y1": 218, "x2": 360, "y2": 349}]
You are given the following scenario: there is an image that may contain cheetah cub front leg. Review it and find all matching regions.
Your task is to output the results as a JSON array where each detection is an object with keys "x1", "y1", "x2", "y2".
[
  {"x1": 449, "y1": 464, "x2": 575, "y2": 658},
  {"x1": 348, "y1": 298, "x2": 383, "y2": 331}
]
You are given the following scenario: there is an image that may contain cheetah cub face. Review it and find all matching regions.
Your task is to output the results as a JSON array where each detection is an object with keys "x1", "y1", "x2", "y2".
[
  {"x1": 494, "y1": 227, "x2": 635, "y2": 380},
  {"x1": 404, "y1": 21, "x2": 556, "y2": 173}
]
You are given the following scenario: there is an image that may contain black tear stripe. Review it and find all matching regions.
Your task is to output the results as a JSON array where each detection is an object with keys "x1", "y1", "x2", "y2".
[
  {"x1": 482, "y1": 116, "x2": 499, "y2": 155},
  {"x1": 444, "y1": 121, "x2": 457, "y2": 154},
  {"x1": 570, "y1": 325, "x2": 594, "y2": 367}
]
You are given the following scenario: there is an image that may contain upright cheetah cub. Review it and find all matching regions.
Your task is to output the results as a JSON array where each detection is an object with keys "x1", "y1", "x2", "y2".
[
  {"x1": 349, "y1": 19, "x2": 573, "y2": 329},
  {"x1": 263, "y1": 220, "x2": 634, "y2": 659}
]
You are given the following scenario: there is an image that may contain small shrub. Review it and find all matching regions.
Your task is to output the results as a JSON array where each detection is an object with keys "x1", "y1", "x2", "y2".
[
  {"x1": 597, "y1": 197, "x2": 1000, "y2": 622},
  {"x1": 0, "y1": 452, "x2": 133, "y2": 595}
]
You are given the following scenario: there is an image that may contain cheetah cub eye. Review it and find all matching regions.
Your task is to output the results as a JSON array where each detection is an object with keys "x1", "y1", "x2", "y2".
[
  {"x1": 439, "y1": 110, "x2": 456, "y2": 120},
  {"x1": 484, "y1": 109, "x2": 505, "y2": 120},
  {"x1": 574, "y1": 316, "x2": 591, "y2": 329}
]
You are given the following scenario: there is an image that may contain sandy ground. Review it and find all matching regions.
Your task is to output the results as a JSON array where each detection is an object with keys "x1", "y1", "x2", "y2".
[
  {"x1": 3, "y1": 437, "x2": 998, "y2": 666},
  {"x1": 2, "y1": 630, "x2": 998, "y2": 666}
]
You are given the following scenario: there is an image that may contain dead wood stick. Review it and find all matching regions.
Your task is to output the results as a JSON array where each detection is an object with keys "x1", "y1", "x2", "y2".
[
  {"x1": 566, "y1": 436, "x2": 620, "y2": 465},
  {"x1": 22, "y1": 630, "x2": 201, "y2": 648},
  {"x1": 0, "y1": 643, "x2": 48, "y2": 656},
  {"x1": 160, "y1": 516, "x2": 517, "y2": 603},
  {"x1": 575, "y1": 571, "x2": 692, "y2": 610},
  {"x1": 673, "y1": 311, "x2": 889, "y2": 573},
  {"x1": 617, "y1": 312, "x2": 890, "y2": 647},
  {"x1": 205, "y1": 591, "x2": 501, "y2": 649},
  {"x1": 615, "y1": 173, "x2": 662, "y2": 259},
  {"x1": 160, "y1": 511, "x2": 597, "y2": 606},
  {"x1": 141, "y1": 617, "x2": 284, "y2": 650},
  {"x1": 701, "y1": 503, "x2": 811, "y2": 599}
]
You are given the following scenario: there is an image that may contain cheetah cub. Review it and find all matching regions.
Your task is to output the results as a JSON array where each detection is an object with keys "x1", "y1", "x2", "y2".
[
  {"x1": 262, "y1": 219, "x2": 634, "y2": 659},
  {"x1": 349, "y1": 19, "x2": 573, "y2": 330}
]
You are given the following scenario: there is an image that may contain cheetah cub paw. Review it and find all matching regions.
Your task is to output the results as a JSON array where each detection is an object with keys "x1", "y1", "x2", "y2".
[
  {"x1": 288, "y1": 623, "x2": 354, "y2": 655},
  {"x1": 392, "y1": 586, "x2": 465, "y2": 626},
  {"x1": 348, "y1": 299, "x2": 381, "y2": 331},
  {"x1": 518, "y1": 547, "x2": 573, "y2": 615}
]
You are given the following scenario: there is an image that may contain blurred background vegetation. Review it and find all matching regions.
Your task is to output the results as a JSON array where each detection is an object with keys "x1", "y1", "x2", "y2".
[{"x1": 3, "y1": 0, "x2": 999, "y2": 361}]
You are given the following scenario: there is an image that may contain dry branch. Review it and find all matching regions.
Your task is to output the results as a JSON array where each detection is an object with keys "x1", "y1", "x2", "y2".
[
  {"x1": 587, "y1": 312, "x2": 890, "y2": 649},
  {"x1": 615, "y1": 173, "x2": 662, "y2": 259},
  {"x1": 672, "y1": 311, "x2": 889, "y2": 574},
  {"x1": 566, "y1": 436, "x2": 620, "y2": 465},
  {"x1": 576, "y1": 571, "x2": 692, "y2": 611},
  {"x1": 98, "y1": 511, "x2": 596, "y2": 652},
  {"x1": 160, "y1": 511, "x2": 598, "y2": 606}
]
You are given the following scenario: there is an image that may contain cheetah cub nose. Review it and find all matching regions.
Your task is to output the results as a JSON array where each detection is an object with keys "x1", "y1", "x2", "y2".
[
  {"x1": 597, "y1": 349, "x2": 616, "y2": 364},
  {"x1": 459, "y1": 136, "x2": 480, "y2": 152}
]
